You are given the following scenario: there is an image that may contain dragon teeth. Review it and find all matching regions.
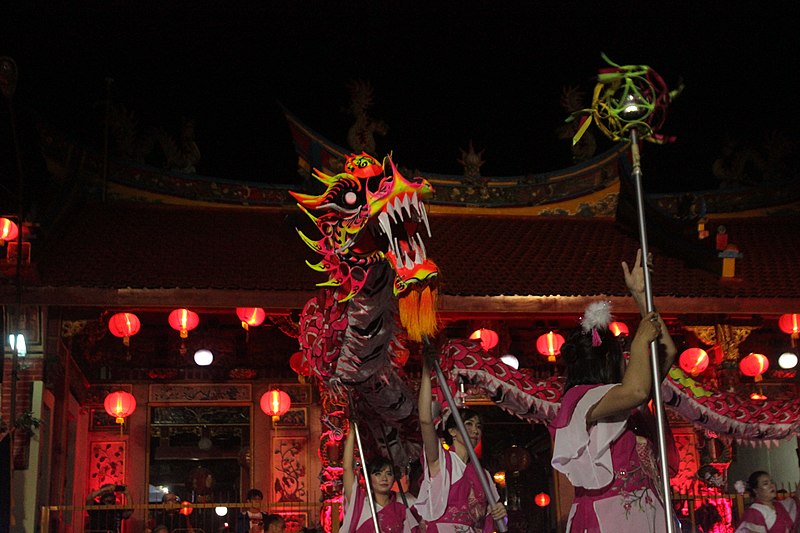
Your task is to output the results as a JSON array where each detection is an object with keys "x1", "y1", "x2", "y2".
[
  {"x1": 419, "y1": 202, "x2": 432, "y2": 238},
  {"x1": 378, "y1": 212, "x2": 393, "y2": 243},
  {"x1": 404, "y1": 250, "x2": 414, "y2": 270},
  {"x1": 401, "y1": 195, "x2": 412, "y2": 219}
]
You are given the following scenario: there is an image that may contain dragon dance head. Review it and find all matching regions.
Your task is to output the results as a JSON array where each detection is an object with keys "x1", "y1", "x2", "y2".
[{"x1": 290, "y1": 153, "x2": 440, "y2": 340}]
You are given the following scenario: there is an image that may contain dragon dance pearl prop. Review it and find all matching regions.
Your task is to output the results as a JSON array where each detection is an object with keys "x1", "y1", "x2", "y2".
[{"x1": 569, "y1": 54, "x2": 682, "y2": 533}]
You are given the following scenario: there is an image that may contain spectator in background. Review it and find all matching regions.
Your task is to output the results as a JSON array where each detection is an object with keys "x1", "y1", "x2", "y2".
[
  {"x1": 236, "y1": 489, "x2": 270, "y2": 533},
  {"x1": 85, "y1": 484, "x2": 132, "y2": 533}
]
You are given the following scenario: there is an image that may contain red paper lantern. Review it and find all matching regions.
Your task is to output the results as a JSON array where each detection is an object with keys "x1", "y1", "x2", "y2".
[
  {"x1": 535, "y1": 492, "x2": 551, "y2": 507},
  {"x1": 679, "y1": 348, "x2": 709, "y2": 376},
  {"x1": 179, "y1": 502, "x2": 193, "y2": 516},
  {"x1": 740, "y1": 353, "x2": 769, "y2": 381},
  {"x1": 168, "y1": 308, "x2": 200, "y2": 338},
  {"x1": 108, "y1": 312, "x2": 141, "y2": 346},
  {"x1": 236, "y1": 307, "x2": 266, "y2": 330},
  {"x1": 609, "y1": 321, "x2": 629, "y2": 337},
  {"x1": 536, "y1": 331, "x2": 565, "y2": 362},
  {"x1": 104, "y1": 390, "x2": 137, "y2": 424},
  {"x1": 779, "y1": 314, "x2": 800, "y2": 336},
  {"x1": 289, "y1": 351, "x2": 311, "y2": 377},
  {"x1": 0, "y1": 217, "x2": 18, "y2": 242},
  {"x1": 469, "y1": 328, "x2": 499, "y2": 351},
  {"x1": 260, "y1": 389, "x2": 292, "y2": 422}
]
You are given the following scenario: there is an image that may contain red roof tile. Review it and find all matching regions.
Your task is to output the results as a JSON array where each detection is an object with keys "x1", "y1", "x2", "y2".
[{"x1": 3, "y1": 202, "x2": 798, "y2": 311}]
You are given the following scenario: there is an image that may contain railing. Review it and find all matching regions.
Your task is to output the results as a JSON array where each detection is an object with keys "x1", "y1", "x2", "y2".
[
  {"x1": 41, "y1": 501, "x2": 341, "y2": 533},
  {"x1": 672, "y1": 490, "x2": 751, "y2": 533}
]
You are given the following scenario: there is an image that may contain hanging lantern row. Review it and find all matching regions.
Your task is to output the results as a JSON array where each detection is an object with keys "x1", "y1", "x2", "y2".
[
  {"x1": 469, "y1": 328, "x2": 499, "y2": 351},
  {"x1": 0, "y1": 217, "x2": 19, "y2": 243},
  {"x1": 107, "y1": 308, "x2": 270, "y2": 345}
]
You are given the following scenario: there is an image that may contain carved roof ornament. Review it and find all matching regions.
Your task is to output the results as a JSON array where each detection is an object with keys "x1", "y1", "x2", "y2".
[
  {"x1": 458, "y1": 141, "x2": 485, "y2": 182},
  {"x1": 685, "y1": 324, "x2": 756, "y2": 362},
  {"x1": 346, "y1": 79, "x2": 387, "y2": 155}
]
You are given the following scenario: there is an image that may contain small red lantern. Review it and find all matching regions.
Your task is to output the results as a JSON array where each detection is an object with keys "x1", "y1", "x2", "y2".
[
  {"x1": 169, "y1": 308, "x2": 200, "y2": 339},
  {"x1": 104, "y1": 390, "x2": 137, "y2": 426},
  {"x1": 535, "y1": 492, "x2": 551, "y2": 507},
  {"x1": 260, "y1": 389, "x2": 292, "y2": 423},
  {"x1": 536, "y1": 331, "x2": 565, "y2": 362},
  {"x1": 179, "y1": 502, "x2": 193, "y2": 516},
  {"x1": 679, "y1": 348, "x2": 709, "y2": 376},
  {"x1": 289, "y1": 351, "x2": 311, "y2": 377},
  {"x1": 609, "y1": 321, "x2": 629, "y2": 337},
  {"x1": 779, "y1": 314, "x2": 800, "y2": 346},
  {"x1": 108, "y1": 312, "x2": 141, "y2": 346},
  {"x1": 0, "y1": 217, "x2": 18, "y2": 243},
  {"x1": 236, "y1": 307, "x2": 266, "y2": 330},
  {"x1": 469, "y1": 328, "x2": 499, "y2": 351},
  {"x1": 740, "y1": 353, "x2": 769, "y2": 382}
]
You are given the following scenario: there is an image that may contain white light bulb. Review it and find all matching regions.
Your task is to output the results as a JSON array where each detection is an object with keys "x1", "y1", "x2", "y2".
[
  {"x1": 8, "y1": 333, "x2": 26, "y2": 357},
  {"x1": 500, "y1": 354, "x2": 519, "y2": 369},
  {"x1": 778, "y1": 352, "x2": 798, "y2": 369},
  {"x1": 215, "y1": 506, "x2": 228, "y2": 517},
  {"x1": 194, "y1": 349, "x2": 213, "y2": 366}
]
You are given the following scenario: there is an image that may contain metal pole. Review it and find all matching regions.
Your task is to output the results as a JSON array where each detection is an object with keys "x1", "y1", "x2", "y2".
[
  {"x1": 629, "y1": 127, "x2": 674, "y2": 533},
  {"x1": 432, "y1": 359, "x2": 507, "y2": 533},
  {"x1": 352, "y1": 420, "x2": 381, "y2": 533},
  {"x1": 378, "y1": 423, "x2": 409, "y2": 508}
]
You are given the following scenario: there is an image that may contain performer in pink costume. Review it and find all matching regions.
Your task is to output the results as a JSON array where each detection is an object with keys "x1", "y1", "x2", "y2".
[
  {"x1": 341, "y1": 425, "x2": 418, "y2": 533},
  {"x1": 550, "y1": 250, "x2": 677, "y2": 533},
  {"x1": 416, "y1": 355, "x2": 507, "y2": 533},
  {"x1": 735, "y1": 470, "x2": 799, "y2": 533}
]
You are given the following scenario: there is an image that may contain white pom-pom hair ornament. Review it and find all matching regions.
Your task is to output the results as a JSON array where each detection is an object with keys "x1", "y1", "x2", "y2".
[
  {"x1": 581, "y1": 301, "x2": 613, "y2": 334},
  {"x1": 581, "y1": 301, "x2": 613, "y2": 347}
]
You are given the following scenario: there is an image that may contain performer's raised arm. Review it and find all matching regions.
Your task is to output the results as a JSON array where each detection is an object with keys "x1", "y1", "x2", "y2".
[{"x1": 418, "y1": 354, "x2": 441, "y2": 477}]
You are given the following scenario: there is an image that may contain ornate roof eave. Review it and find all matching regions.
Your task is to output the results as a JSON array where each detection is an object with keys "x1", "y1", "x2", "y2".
[
  {"x1": 284, "y1": 107, "x2": 625, "y2": 213},
  {"x1": 4, "y1": 285, "x2": 794, "y2": 319}
]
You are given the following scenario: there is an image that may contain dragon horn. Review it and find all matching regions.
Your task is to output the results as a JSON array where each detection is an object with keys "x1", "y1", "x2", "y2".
[
  {"x1": 312, "y1": 168, "x2": 339, "y2": 187},
  {"x1": 289, "y1": 192, "x2": 325, "y2": 211},
  {"x1": 305, "y1": 260, "x2": 330, "y2": 272},
  {"x1": 296, "y1": 229, "x2": 327, "y2": 255}
]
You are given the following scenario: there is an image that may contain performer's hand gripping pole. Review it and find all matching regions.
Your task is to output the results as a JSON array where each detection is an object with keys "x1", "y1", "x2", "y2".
[
  {"x1": 428, "y1": 350, "x2": 507, "y2": 533},
  {"x1": 350, "y1": 407, "x2": 382, "y2": 533},
  {"x1": 630, "y1": 127, "x2": 674, "y2": 533}
]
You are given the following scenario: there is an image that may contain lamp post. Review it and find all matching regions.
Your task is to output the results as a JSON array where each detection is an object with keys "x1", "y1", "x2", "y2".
[{"x1": 0, "y1": 56, "x2": 26, "y2": 440}]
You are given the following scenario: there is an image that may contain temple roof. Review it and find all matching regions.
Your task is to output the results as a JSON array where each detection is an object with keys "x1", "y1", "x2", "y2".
[{"x1": 3, "y1": 199, "x2": 796, "y2": 317}]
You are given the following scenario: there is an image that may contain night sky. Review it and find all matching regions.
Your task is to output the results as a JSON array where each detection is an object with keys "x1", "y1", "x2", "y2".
[{"x1": 2, "y1": 1, "x2": 799, "y2": 192}]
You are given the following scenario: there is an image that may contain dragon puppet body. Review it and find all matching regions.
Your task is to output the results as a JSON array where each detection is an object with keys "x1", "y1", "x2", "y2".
[{"x1": 291, "y1": 153, "x2": 800, "y2": 510}]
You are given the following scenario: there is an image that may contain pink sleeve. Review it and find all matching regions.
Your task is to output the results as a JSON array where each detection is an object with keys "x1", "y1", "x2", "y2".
[
  {"x1": 550, "y1": 384, "x2": 627, "y2": 489},
  {"x1": 735, "y1": 505, "x2": 767, "y2": 533},
  {"x1": 341, "y1": 479, "x2": 363, "y2": 533},
  {"x1": 414, "y1": 447, "x2": 464, "y2": 521}
]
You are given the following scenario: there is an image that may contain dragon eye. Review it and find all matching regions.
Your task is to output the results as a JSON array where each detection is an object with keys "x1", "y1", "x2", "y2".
[{"x1": 344, "y1": 191, "x2": 358, "y2": 205}]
